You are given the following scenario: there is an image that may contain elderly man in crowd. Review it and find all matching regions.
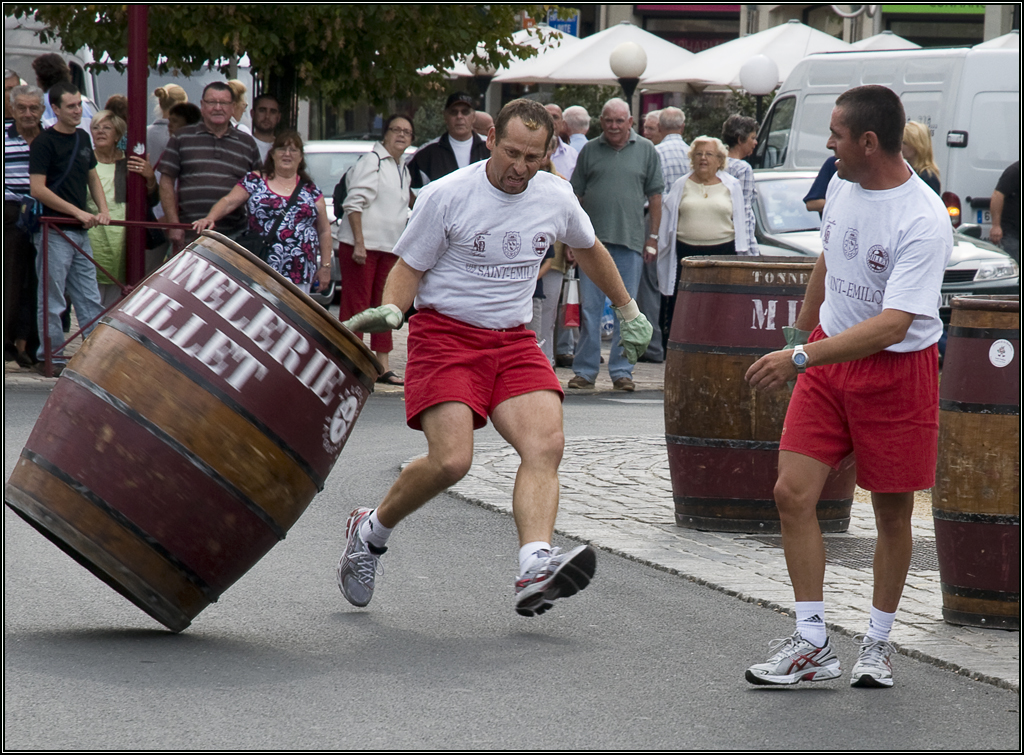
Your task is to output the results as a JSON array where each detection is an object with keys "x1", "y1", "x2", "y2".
[
  {"x1": 643, "y1": 110, "x2": 663, "y2": 145},
  {"x1": 157, "y1": 81, "x2": 262, "y2": 249},
  {"x1": 563, "y1": 105, "x2": 591, "y2": 153},
  {"x1": 653, "y1": 106, "x2": 691, "y2": 353},
  {"x1": 408, "y1": 92, "x2": 490, "y2": 190},
  {"x1": 568, "y1": 98, "x2": 663, "y2": 392},
  {"x1": 543, "y1": 103, "x2": 578, "y2": 179},
  {"x1": 473, "y1": 110, "x2": 494, "y2": 138},
  {"x1": 5, "y1": 81, "x2": 44, "y2": 366}
]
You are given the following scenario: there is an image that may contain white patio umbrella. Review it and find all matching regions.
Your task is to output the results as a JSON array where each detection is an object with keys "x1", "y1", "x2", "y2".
[
  {"x1": 848, "y1": 31, "x2": 921, "y2": 51},
  {"x1": 420, "y1": 25, "x2": 581, "y2": 78},
  {"x1": 644, "y1": 19, "x2": 853, "y2": 92},
  {"x1": 492, "y1": 21, "x2": 695, "y2": 86},
  {"x1": 974, "y1": 29, "x2": 1020, "y2": 50}
]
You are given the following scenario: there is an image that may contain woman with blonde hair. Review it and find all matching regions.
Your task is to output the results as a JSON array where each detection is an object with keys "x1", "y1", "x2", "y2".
[
  {"x1": 902, "y1": 121, "x2": 941, "y2": 195},
  {"x1": 147, "y1": 83, "x2": 187, "y2": 162},
  {"x1": 227, "y1": 79, "x2": 251, "y2": 134}
]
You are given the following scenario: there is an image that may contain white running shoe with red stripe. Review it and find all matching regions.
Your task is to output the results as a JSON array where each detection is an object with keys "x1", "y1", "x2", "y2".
[{"x1": 745, "y1": 631, "x2": 842, "y2": 686}]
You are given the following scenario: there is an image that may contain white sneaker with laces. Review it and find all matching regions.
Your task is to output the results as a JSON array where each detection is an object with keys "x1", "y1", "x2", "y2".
[
  {"x1": 336, "y1": 508, "x2": 385, "y2": 607},
  {"x1": 851, "y1": 635, "x2": 895, "y2": 688},
  {"x1": 745, "y1": 631, "x2": 842, "y2": 686},
  {"x1": 514, "y1": 544, "x2": 596, "y2": 617}
]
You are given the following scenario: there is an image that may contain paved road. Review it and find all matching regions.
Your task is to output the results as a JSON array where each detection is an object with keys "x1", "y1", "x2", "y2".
[{"x1": 4, "y1": 387, "x2": 1019, "y2": 749}]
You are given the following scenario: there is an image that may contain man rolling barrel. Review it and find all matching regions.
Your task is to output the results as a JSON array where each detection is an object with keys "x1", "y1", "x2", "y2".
[
  {"x1": 336, "y1": 99, "x2": 652, "y2": 617},
  {"x1": 744, "y1": 86, "x2": 952, "y2": 688}
]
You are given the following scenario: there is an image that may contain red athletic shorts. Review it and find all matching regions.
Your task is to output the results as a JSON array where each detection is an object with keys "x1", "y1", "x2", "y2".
[
  {"x1": 780, "y1": 326, "x2": 940, "y2": 493},
  {"x1": 404, "y1": 309, "x2": 564, "y2": 431}
]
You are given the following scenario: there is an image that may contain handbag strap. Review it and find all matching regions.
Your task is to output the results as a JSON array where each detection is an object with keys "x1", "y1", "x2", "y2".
[{"x1": 265, "y1": 178, "x2": 305, "y2": 244}]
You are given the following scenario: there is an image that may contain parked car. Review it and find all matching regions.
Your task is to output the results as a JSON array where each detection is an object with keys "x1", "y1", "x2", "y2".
[
  {"x1": 751, "y1": 170, "x2": 1020, "y2": 326},
  {"x1": 303, "y1": 140, "x2": 416, "y2": 307}
]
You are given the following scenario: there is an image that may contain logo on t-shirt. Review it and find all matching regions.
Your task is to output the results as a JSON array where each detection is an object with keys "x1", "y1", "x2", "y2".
[
  {"x1": 502, "y1": 231, "x2": 522, "y2": 259},
  {"x1": 843, "y1": 228, "x2": 858, "y2": 260},
  {"x1": 532, "y1": 233, "x2": 549, "y2": 256},
  {"x1": 866, "y1": 245, "x2": 891, "y2": 273},
  {"x1": 472, "y1": 232, "x2": 488, "y2": 257},
  {"x1": 823, "y1": 220, "x2": 835, "y2": 246}
]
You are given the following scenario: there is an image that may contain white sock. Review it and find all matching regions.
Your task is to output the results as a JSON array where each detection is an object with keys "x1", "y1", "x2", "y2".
[
  {"x1": 518, "y1": 542, "x2": 551, "y2": 575},
  {"x1": 359, "y1": 509, "x2": 393, "y2": 550},
  {"x1": 866, "y1": 606, "x2": 897, "y2": 642},
  {"x1": 795, "y1": 601, "x2": 827, "y2": 647}
]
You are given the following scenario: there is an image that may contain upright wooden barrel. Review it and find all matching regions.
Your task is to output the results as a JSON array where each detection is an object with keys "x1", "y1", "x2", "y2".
[
  {"x1": 4, "y1": 232, "x2": 382, "y2": 632},
  {"x1": 933, "y1": 295, "x2": 1019, "y2": 629},
  {"x1": 665, "y1": 256, "x2": 856, "y2": 532}
]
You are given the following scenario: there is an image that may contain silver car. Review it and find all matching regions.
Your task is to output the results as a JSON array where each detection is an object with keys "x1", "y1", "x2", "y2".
[{"x1": 752, "y1": 170, "x2": 1020, "y2": 326}]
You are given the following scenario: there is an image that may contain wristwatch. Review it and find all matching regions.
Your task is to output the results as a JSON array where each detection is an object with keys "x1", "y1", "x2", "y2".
[{"x1": 791, "y1": 344, "x2": 809, "y2": 374}]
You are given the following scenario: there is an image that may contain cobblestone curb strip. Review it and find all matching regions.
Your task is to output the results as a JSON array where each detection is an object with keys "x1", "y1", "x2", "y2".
[{"x1": 427, "y1": 435, "x2": 1019, "y2": 692}]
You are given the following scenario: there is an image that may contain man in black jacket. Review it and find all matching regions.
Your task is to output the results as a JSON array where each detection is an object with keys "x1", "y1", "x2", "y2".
[{"x1": 407, "y1": 92, "x2": 489, "y2": 190}]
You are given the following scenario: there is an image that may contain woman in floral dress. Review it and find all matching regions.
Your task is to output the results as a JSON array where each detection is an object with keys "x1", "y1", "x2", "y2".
[{"x1": 193, "y1": 130, "x2": 331, "y2": 293}]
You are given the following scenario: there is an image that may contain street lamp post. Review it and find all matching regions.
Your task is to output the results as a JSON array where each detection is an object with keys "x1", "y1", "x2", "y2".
[
  {"x1": 609, "y1": 41, "x2": 647, "y2": 123},
  {"x1": 738, "y1": 54, "x2": 779, "y2": 124}
]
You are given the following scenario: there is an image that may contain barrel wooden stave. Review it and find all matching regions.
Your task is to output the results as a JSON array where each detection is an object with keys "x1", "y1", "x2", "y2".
[
  {"x1": 4, "y1": 232, "x2": 381, "y2": 631},
  {"x1": 933, "y1": 295, "x2": 1019, "y2": 630}
]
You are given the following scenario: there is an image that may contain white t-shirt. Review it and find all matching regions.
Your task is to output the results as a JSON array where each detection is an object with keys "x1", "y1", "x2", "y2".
[
  {"x1": 449, "y1": 134, "x2": 474, "y2": 169},
  {"x1": 819, "y1": 169, "x2": 952, "y2": 352},
  {"x1": 397, "y1": 161, "x2": 596, "y2": 329}
]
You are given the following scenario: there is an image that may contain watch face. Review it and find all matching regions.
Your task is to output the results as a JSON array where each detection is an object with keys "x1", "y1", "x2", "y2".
[{"x1": 793, "y1": 349, "x2": 808, "y2": 366}]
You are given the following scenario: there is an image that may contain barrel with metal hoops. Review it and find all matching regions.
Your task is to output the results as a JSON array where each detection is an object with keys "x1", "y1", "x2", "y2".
[
  {"x1": 4, "y1": 231, "x2": 382, "y2": 632},
  {"x1": 664, "y1": 256, "x2": 856, "y2": 533},
  {"x1": 932, "y1": 294, "x2": 1019, "y2": 629}
]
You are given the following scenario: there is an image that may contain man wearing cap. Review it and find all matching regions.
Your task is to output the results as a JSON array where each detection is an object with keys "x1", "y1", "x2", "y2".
[{"x1": 407, "y1": 92, "x2": 490, "y2": 190}]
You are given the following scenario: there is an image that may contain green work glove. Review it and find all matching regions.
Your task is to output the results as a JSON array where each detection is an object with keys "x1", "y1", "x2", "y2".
[
  {"x1": 612, "y1": 298, "x2": 653, "y2": 365},
  {"x1": 343, "y1": 304, "x2": 404, "y2": 333},
  {"x1": 782, "y1": 326, "x2": 811, "y2": 351}
]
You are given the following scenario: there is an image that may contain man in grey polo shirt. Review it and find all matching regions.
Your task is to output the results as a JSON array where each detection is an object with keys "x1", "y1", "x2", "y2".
[
  {"x1": 158, "y1": 81, "x2": 261, "y2": 249},
  {"x1": 568, "y1": 98, "x2": 663, "y2": 391}
]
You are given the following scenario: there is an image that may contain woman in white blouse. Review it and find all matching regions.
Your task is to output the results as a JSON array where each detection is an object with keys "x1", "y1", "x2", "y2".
[
  {"x1": 335, "y1": 114, "x2": 414, "y2": 385},
  {"x1": 656, "y1": 136, "x2": 751, "y2": 298}
]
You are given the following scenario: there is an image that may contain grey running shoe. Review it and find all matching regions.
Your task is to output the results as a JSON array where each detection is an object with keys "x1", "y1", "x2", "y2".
[
  {"x1": 514, "y1": 544, "x2": 596, "y2": 617},
  {"x1": 850, "y1": 635, "x2": 895, "y2": 688},
  {"x1": 745, "y1": 632, "x2": 842, "y2": 686},
  {"x1": 336, "y1": 508, "x2": 385, "y2": 607}
]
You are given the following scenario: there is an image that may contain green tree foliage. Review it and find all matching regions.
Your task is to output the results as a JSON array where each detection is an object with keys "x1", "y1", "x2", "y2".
[{"x1": 5, "y1": 4, "x2": 544, "y2": 109}]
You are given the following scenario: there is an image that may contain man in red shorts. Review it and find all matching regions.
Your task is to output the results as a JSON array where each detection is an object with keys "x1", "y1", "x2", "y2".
[
  {"x1": 336, "y1": 99, "x2": 652, "y2": 617},
  {"x1": 743, "y1": 85, "x2": 952, "y2": 688}
]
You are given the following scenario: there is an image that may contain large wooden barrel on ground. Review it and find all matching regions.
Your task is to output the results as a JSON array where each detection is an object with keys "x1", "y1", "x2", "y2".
[
  {"x1": 665, "y1": 256, "x2": 856, "y2": 533},
  {"x1": 4, "y1": 231, "x2": 382, "y2": 632},
  {"x1": 933, "y1": 295, "x2": 1019, "y2": 630}
]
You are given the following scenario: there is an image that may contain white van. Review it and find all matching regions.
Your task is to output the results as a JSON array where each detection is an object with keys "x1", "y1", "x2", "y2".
[{"x1": 751, "y1": 43, "x2": 1020, "y2": 236}]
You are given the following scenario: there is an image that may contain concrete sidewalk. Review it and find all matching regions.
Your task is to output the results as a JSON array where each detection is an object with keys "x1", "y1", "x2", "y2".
[{"x1": 8, "y1": 320, "x2": 1018, "y2": 691}]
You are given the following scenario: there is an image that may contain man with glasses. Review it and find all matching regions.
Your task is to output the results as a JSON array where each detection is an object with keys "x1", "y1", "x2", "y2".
[
  {"x1": 157, "y1": 81, "x2": 261, "y2": 249},
  {"x1": 407, "y1": 92, "x2": 489, "y2": 191},
  {"x1": 251, "y1": 94, "x2": 282, "y2": 163}
]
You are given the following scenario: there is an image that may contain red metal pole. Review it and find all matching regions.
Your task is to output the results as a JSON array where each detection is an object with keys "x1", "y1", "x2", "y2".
[{"x1": 126, "y1": 5, "x2": 149, "y2": 286}]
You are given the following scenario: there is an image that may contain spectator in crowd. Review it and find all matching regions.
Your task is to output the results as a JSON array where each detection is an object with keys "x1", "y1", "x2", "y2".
[
  {"x1": 33, "y1": 54, "x2": 95, "y2": 135},
  {"x1": 103, "y1": 94, "x2": 129, "y2": 151},
  {"x1": 193, "y1": 130, "x2": 330, "y2": 294},
  {"x1": 227, "y1": 79, "x2": 251, "y2": 134},
  {"x1": 656, "y1": 136, "x2": 750, "y2": 303},
  {"x1": 28, "y1": 81, "x2": 109, "y2": 374},
  {"x1": 158, "y1": 81, "x2": 262, "y2": 249},
  {"x1": 86, "y1": 109, "x2": 159, "y2": 306},
  {"x1": 563, "y1": 105, "x2": 591, "y2": 152},
  {"x1": 544, "y1": 104, "x2": 578, "y2": 178},
  {"x1": 803, "y1": 156, "x2": 837, "y2": 215},
  {"x1": 407, "y1": 92, "x2": 489, "y2": 190},
  {"x1": 146, "y1": 84, "x2": 188, "y2": 165},
  {"x1": 643, "y1": 109, "x2": 663, "y2": 145},
  {"x1": 473, "y1": 110, "x2": 494, "y2": 138},
  {"x1": 721, "y1": 114, "x2": 761, "y2": 255},
  {"x1": 990, "y1": 161, "x2": 1020, "y2": 262},
  {"x1": 569, "y1": 98, "x2": 664, "y2": 392},
  {"x1": 4, "y1": 82, "x2": 44, "y2": 367},
  {"x1": 653, "y1": 106, "x2": 691, "y2": 353},
  {"x1": 335, "y1": 114, "x2": 415, "y2": 385},
  {"x1": 251, "y1": 94, "x2": 282, "y2": 162},
  {"x1": 5, "y1": 69, "x2": 21, "y2": 123},
  {"x1": 166, "y1": 102, "x2": 201, "y2": 136},
  {"x1": 902, "y1": 121, "x2": 941, "y2": 195}
]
